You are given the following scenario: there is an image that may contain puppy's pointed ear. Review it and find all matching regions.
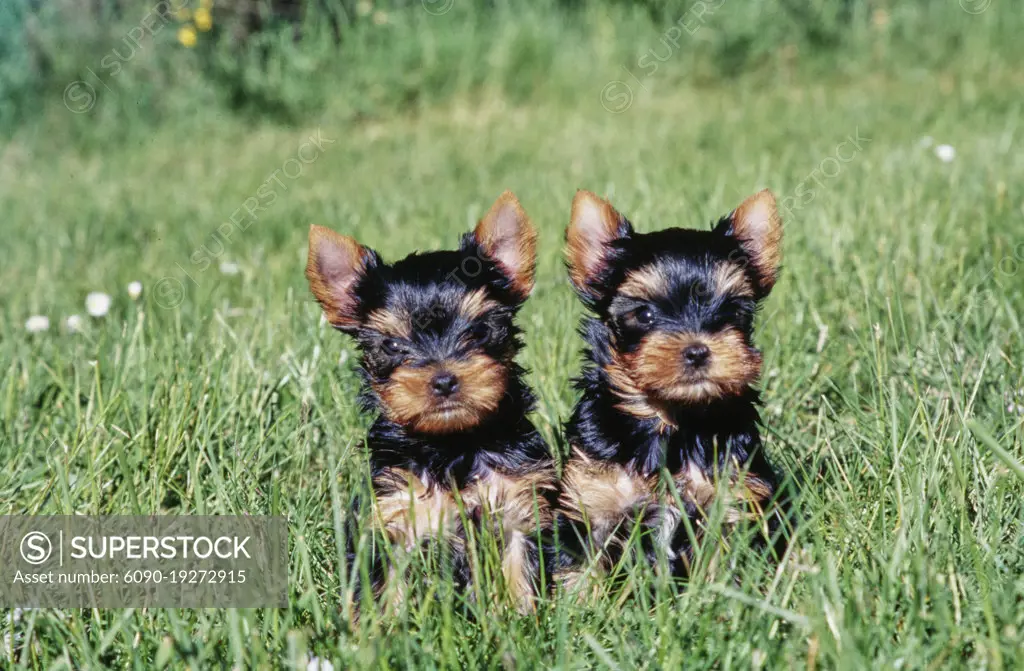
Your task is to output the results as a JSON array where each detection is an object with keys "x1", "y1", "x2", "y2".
[
  {"x1": 473, "y1": 190, "x2": 537, "y2": 301},
  {"x1": 720, "y1": 189, "x2": 783, "y2": 295},
  {"x1": 566, "y1": 190, "x2": 633, "y2": 303},
  {"x1": 306, "y1": 225, "x2": 377, "y2": 331}
]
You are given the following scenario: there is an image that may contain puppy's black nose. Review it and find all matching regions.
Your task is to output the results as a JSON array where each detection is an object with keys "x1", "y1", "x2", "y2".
[
  {"x1": 430, "y1": 372, "x2": 460, "y2": 397},
  {"x1": 682, "y1": 344, "x2": 711, "y2": 368}
]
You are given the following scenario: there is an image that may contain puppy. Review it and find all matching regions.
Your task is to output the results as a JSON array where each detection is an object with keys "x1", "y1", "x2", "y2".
[
  {"x1": 557, "y1": 189, "x2": 787, "y2": 587},
  {"x1": 306, "y1": 192, "x2": 556, "y2": 613}
]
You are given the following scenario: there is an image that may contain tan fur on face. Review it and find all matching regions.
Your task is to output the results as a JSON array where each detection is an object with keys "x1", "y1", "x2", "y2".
[
  {"x1": 713, "y1": 262, "x2": 755, "y2": 298},
  {"x1": 618, "y1": 265, "x2": 669, "y2": 301},
  {"x1": 474, "y1": 191, "x2": 538, "y2": 301},
  {"x1": 459, "y1": 288, "x2": 501, "y2": 322},
  {"x1": 729, "y1": 190, "x2": 783, "y2": 294},
  {"x1": 621, "y1": 261, "x2": 753, "y2": 305},
  {"x1": 566, "y1": 190, "x2": 630, "y2": 299},
  {"x1": 306, "y1": 225, "x2": 375, "y2": 329},
  {"x1": 626, "y1": 328, "x2": 762, "y2": 403},
  {"x1": 365, "y1": 308, "x2": 412, "y2": 340},
  {"x1": 602, "y1": 352, "x2": 678, "y2": 429},
  {"x1": 375, "y1": 354, "x2": 508, "y2": 434}
]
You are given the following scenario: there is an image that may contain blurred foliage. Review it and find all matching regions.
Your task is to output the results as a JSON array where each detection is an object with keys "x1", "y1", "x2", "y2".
[{"x1": 0, "y1": 0, "x2": 1018, "y2": 137}]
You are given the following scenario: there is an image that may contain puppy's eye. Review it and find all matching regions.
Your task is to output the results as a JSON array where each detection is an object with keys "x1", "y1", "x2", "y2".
[
  {"x1": 465, "y1": 322, "x2": 491, "y2": 345},
  {"x1": 631, "y1": 307, "x2": 655, "y2": 326},
  {"x1": 381, "y1": 338, "x2": 408, "y2": 356}
]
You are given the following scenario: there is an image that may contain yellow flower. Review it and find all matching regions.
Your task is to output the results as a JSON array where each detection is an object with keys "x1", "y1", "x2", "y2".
[
  {"x1": 194, "y1": 7, "x2": 212, "y2": 31},
  {"x1": 178, "y1": 25, "x2": 197, "y2": 47}
]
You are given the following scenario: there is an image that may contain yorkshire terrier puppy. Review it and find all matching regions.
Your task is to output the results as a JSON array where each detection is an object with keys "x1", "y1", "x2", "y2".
[
  {"x1": 306, "y1": 192, "x2": 556, "y2": 613},
  {"x1": 557, "y1": 189, "x2": 787, "y2": 587}
]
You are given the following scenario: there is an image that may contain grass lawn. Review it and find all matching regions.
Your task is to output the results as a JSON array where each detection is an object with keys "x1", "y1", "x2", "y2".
[{"x1": 2, "y1": 57, "x2": 1023, "y2": 668}]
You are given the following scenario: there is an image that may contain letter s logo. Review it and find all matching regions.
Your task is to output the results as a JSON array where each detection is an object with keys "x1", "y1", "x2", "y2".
[{"x1": 20, "y1": 532, "x2": 53, "y2": 565}]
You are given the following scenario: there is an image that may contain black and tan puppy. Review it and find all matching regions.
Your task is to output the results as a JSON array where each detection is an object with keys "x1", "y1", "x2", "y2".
[
  {"x1": 306, "y1": 192, "x2": 555, "y2": 613},
  {"x1": 558, "y1": 189, "x2": 787, "y2": 588}
]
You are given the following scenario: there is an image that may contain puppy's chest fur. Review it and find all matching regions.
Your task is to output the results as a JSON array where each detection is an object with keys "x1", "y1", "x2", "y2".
[
  {"x1": 372, "y1": 462, "x2": 555, "y2": 610},
  {"x1": 373, "y1": 466, "x2": 555, "y2": 546},
  {"x1": 559, "y1": 444, "x2": 774, "y2": 559}
]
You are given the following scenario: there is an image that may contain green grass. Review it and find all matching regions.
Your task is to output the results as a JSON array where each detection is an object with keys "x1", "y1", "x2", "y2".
[{"x1": 3, "y1": 28, "x2": 1024, "y2": 670}]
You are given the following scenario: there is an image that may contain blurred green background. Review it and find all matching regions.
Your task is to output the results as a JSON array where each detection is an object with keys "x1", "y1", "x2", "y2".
[{"x1": 1, "y1": 0, "x2": 1019, "y2": 143}]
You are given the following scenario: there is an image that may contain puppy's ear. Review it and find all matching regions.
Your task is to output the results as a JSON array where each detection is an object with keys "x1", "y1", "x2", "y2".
[
  {"x1": 473, "y1": 190, "x2": 537, "y2": 301},
  {"x1": 566, "y1": 190, "x2": 633, "y2": 303},
  {"x1": 306, "y1": 225, "x2": 377, "y2": 331},
  {"x1": 719, "y1": 189, "x2": 783, "y2": 295}
]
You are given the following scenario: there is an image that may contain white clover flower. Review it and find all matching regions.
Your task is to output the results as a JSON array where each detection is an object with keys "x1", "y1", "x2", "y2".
[
  {"x1": 65, "y1": 315, "x2": 84, "y2": 333},
  {"x1": 934, "y1": 144, "x2": 956, "y2": 163},
  {"x1": 127, "y1": 281, "x2": 143, "y2": 300},
  {"x1": 86, "y1": 292, "x2": 112, "y2": 317},
  {"x1": 219, "y1": 261, "x2": 240, "y2": 275},
  {"x1": 25, "y1": 315, "x2": 49, "y2": 333},
  {"x1": 307, "y1": 656, "x2": 334, "y2": 671}
]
